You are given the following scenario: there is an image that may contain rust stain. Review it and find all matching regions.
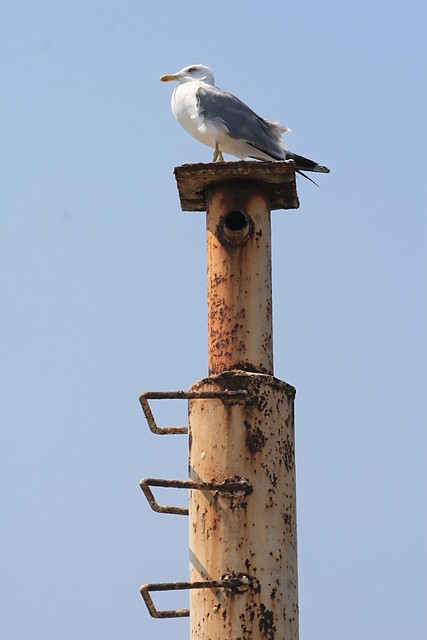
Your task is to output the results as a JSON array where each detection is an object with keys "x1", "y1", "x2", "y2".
[
  {"x1": 244, "y1": 420, "x2": 266, "y2": 453},
  {"x1": 258, "y1": 603, "x2": 276, "y2": 640},
  {"x1": 262, "y1": 462, "x2": 277, "y2": 488},
  {"x1": 283, "y1": 512, "x2": 293, "y2": 530},
  {"x1": 283, "y1": 435, "x2": 294, "y2": 472}
]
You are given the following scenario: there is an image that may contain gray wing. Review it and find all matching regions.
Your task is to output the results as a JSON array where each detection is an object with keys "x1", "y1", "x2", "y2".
[{"x1": 196, "y1": 86, "x2": 285, "y2": 160}]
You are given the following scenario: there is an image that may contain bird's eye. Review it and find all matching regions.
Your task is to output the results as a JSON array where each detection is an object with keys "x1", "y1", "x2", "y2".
[{"x1": 187, "y1": 67, "x2": 197, "y2": 73}]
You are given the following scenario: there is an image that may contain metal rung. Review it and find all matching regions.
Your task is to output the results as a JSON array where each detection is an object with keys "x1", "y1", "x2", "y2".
[
  {"x1": 140, "y1": 575, "x2": 251, "y2": 618},
  {"x1": 139, "y1": 389, "x2": 248, "y2": 435},
  {"x1": 140, "y1": 477, "x2": 252, "y2": 515}
]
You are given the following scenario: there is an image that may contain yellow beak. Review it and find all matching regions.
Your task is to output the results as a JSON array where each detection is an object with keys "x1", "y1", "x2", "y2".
[{"x1": 160, "y1": 73, "x2": 179, "y2": 82}]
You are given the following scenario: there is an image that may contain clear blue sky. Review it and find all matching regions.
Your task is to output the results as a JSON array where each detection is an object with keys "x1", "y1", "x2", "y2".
[{"x1": 1, "y1": 1, "x2": 426, "y2": 639}]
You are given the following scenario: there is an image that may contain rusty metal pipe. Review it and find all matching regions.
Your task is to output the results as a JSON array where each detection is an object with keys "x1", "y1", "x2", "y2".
[
  {"x1": 139, "y1": 476, "x2": 252, "y2": 516},
  {"x1": 187, "y1": 175, "x2": 299, "y2": 640},
  {"x1": 154, "y1": 163, "x2": 302, "y2": 638},
  {"x1": 206, "y1": 182, "x2": 274, "y2": 376},
  {"x1": 188, "y1": 373, "x2": 298, "y2": 639},
  {"x1": 140, "y1": 576, "x2": 251, "y2": 619},
  {"x1": 139, "y1": 390, "x2": 248, "y2": 435}
]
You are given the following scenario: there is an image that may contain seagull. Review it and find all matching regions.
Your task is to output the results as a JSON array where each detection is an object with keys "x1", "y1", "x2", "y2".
[{"x1": 160, "y1": 64, "x2": 330, "y2": 183}]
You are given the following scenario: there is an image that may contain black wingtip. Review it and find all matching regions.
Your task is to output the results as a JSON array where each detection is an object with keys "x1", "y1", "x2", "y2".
[
  {"x1": 286, "y1": 152, "x2": 330, "y2": 175},
  {"x1": 296, "y1": 170, "x2": 320, "y2": 187}
]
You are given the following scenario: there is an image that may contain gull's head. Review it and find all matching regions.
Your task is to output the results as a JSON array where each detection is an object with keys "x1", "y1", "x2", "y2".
[{"x1": 160, "y1": 64, "x2": 215, "y2": 86}]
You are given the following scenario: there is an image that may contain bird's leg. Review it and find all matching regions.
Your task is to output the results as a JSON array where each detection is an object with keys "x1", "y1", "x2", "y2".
[{"x1": 212, "y1": 143, "x2": 225, "y2": 163}]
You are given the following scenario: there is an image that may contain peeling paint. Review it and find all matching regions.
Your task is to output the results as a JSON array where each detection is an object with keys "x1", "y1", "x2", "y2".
[
  {"x1": 244, "y1": 421, "x2": 266, "y2": 454},
  {"x1": 258, "y1": 603, "x2": 276, "y2": 640}
]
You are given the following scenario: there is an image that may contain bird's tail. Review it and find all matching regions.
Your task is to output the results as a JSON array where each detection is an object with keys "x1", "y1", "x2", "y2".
[{"x1": 285, "y1": 151, "x2": 330, "y2": 174}]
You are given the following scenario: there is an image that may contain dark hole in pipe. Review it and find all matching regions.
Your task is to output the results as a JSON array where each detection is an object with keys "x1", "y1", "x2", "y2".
[{"x1": 224, "y1": 210, "x2": 249, "y2": 232}]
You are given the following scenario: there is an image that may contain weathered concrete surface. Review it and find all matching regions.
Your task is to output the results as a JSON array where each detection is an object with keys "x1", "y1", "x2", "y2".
[{"x1": 174, "y1": 160, "x2": 299, "y2": 212}]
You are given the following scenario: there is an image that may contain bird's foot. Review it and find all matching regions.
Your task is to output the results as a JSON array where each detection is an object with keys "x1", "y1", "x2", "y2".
[{"x1": 212, "y1": 144, "x2": 224, "y2": 163}]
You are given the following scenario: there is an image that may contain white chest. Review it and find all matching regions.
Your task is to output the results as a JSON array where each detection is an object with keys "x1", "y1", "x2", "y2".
[{"x1": 171, "y1": 83, "x2": 215, "y2": 148}]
